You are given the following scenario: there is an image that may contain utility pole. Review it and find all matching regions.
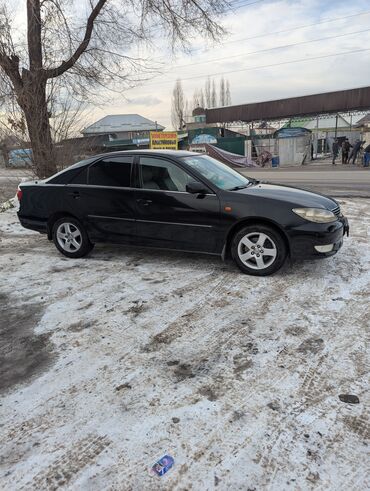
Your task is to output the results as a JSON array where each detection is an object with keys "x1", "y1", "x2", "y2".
[{"x1": 315, "y1": 114, "x2": 319, "y2": 158}]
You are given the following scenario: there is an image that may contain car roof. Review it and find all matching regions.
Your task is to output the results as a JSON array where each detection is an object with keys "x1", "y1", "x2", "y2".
[
  {"x1": 90, "y1": 149, "x2": 199, "y2": 160},
  {"x1": 64, "y1": 149, "x2": 201, "y2": 173}
]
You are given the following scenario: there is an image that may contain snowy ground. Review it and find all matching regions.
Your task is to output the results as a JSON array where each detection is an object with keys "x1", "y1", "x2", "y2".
[{"x1": 0, "y1": 200, "x2": 369, "y2": 490}]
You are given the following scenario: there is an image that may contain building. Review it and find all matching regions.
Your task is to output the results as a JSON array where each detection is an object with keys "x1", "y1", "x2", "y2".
[
  {"x1": 55, "y1": 135, "x2": 111, "y2": 166},
  {"x1": 282, "y1": 115, "x2": 360, "y2": 155},
  {"x1": 204, "y1": 86, "x2": 370, "y2": 164},
  {"x1": 185, "y1": 106, "x2": 212, "y2": 131},
  {"x1": 185, "y1": 106, "x2": 246, "y2": 155},
  {"x1": 355, "y1": 113, "x2": 370, "y2": 146},
  {"x1": 252, "y1": 122, "x2": 277, "y2": 135},
  {"x1": 82, "y1": 114, "x2": 165, "y2": 141},
  {"x1": 0, "y1": 135, "x2": 32, "y2": 168}
]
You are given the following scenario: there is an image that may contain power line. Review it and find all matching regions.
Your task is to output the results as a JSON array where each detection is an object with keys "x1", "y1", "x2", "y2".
[
  {"x1": 229, "y1": 0, "x2": 263, "y2": 7},
  {"x1": 141, "y1": 47, "x2": 370, "y2": 86},
  {"x1": 192, "y1": 9, "x2": 370, "y2": 52},
  {"x1": 151, "y1": 10, "x2": 370, "y2": 67},
  {"x1": 171, "y1": 28, "x2": 370, "y2": 69},
  {"x1": 228, "y1": 0, "x2": 264, "y2": 12}
]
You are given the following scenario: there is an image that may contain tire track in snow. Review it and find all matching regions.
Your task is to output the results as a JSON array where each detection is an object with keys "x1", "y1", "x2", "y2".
[{"x1": 22, "y1": 435, "x2": 111, "y2": 490}]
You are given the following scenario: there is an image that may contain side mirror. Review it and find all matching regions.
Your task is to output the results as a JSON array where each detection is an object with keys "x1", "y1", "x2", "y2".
[{"x1": 186, "y1": 181, "x2": 209, "y2": 194}]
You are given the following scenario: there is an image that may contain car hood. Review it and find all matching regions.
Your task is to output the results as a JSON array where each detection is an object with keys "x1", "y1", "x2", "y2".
[{"x1": 238, "y1": 181, "x2": 338, "y2": 210}]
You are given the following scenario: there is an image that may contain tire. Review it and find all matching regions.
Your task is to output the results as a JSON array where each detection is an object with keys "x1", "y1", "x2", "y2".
[
  {"x1": 231, "y1": 224, "x2": 287, "y2": 276},
  {"x1": 52, "y1": 217, "x2": 94, "y2": 258}
]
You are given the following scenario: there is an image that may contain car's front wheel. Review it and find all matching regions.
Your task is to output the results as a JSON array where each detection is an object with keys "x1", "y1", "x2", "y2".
[
  {"x1": 52, "y1": 217, "x2": 94, "y2": 258},
  {"x1": 231, "y1": 224, "x2": 287, "y2": 276}
]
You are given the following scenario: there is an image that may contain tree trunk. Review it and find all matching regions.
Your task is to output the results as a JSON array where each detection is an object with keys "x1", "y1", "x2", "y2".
[
  {"x1": 18, "y1": 0, "x2": 56, "y2": 178},
  {"x1": 19, "y1": 77, "x2": 56, "y2": 178}
]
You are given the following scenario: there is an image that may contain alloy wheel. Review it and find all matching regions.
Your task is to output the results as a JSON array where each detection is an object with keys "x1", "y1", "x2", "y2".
[
  {"x1": 237, "y1": 232, "x2": 277, "y2": 270},
  {"x1": 56, "y1": 222, "x2": 82, "y2": 253}
]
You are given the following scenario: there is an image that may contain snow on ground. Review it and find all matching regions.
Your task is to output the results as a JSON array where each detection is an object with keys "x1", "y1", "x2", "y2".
[{"x1": 0, "y1": 200, "x2": 369, "y2": 490}]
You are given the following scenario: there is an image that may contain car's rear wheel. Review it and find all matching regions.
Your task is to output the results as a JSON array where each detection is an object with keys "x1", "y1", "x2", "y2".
[
  {"x1": 52, "y1": 217, "x2": 94, "y2": 258},
  {"x1": 231, "y1": 224, "x2": 287, "y2": 276}
]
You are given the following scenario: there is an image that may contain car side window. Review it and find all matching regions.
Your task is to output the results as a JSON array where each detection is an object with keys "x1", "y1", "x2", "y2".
[
  {"x1": 139, "y1": 157, "x2": 195, "y2": 192},
  {"x1": 88, "y1": 157, "x2": 133, "y2": 187},
  {"x1": 69, "y1": 166, "x2": 88, "y2": 184}
]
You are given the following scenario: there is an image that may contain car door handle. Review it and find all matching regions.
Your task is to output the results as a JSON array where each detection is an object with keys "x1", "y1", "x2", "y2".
[
  {"x1": 136, "y1": 198, "x2": 152, "y2": 206},
  {"x1": 68, "y1": 191, "x2": 80, "y2": 199}
]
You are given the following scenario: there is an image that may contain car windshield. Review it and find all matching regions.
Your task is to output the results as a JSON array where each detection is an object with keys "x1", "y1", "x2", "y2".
[{"x1": 181, "y1": 155, "x2": 250, "y2": 190}]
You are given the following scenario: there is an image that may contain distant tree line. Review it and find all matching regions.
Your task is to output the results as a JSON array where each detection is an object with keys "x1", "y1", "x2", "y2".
[{"x1": 171, "y1": 77, "x2": 232, "y2": 130}]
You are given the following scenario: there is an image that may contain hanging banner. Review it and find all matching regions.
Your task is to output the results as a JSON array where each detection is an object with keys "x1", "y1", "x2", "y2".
[{"x1": 150, "y1": 131, "x2": 178, "y2": 150}]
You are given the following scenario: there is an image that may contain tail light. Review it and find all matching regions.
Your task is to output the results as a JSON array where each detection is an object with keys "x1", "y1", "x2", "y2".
[{"x1": 16, "y1": 187, "x2": 23, "y2": 202}]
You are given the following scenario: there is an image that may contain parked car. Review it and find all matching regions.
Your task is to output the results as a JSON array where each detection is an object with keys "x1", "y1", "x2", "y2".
[
  {"x1": 8, "y1": 148, "x2": 33, "y2": 168},
  {"x1": 17, "y1": 150, "x2": 349, "y2": 275}
]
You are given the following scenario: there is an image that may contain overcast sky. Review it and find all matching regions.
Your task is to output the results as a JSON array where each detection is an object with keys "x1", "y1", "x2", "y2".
[
  {"x1": 7, "y1": 0, "x2": 370, "y2": 130},
  {"x1": 102, "y1": 0, "x2": 370, "y2": 129}
]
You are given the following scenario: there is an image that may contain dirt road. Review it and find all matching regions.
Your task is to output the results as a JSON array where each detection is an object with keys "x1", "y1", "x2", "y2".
[{"x1": 0, "y1": 200, "x2": 369, "y2": 490}]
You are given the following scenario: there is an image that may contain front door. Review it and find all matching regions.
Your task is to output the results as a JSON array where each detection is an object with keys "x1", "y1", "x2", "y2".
[{"x1": 134, "y1": 156, "x2": 221, "y2": 253}]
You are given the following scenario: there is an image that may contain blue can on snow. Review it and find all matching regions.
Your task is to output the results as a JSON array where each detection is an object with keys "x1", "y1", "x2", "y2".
[{"x1": 151, "y1": 455, "x2": 174, "y2": 476}]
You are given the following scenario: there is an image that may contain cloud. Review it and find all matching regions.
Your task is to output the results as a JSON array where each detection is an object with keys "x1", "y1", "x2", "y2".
[
  {"x1": 93, "y1": 0, "x2": 370, "y2": 128},
  {"x1": 126, "y1": 96, "x2": 162, "y2": 106}
]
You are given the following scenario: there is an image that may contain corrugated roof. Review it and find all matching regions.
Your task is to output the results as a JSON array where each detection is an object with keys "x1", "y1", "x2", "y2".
[
  {"x1": 284, "y1": 115, "x2": 350, "y2": 130},
  {"x1": 206, "y1": 86, "x2": 370, "y2": 124},
  {"x1": 82, "y1": 114, "x2": 165, "y2": 134}
]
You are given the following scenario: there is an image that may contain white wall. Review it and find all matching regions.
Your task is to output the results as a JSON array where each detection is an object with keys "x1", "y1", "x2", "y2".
[{"x1": 277, "y1": 136, "x2": 311, "y2": 166}]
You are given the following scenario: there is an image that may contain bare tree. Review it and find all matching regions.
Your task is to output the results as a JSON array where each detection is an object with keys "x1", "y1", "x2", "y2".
[
  {"x1": 211, "y1": 79, "x2": 217, "y2": 108},
  {"x1": 204, "y1": 77, "x2": 211, "y2": 108},
  {"x1": 51, "y1": 96, "x2": 93, "y2": 169},
  {"x1": 0, "y1": 89, "x2": 89, "y2": 203},
  {"x1": 0, "y1": 0, "x2": 228, "y2": 177},
  {"x1": 199, "y1": 88, "x2": 205, "y2": 108},
  {"x1": 192, "y1": 89, "x2": 200, "y2": 109},
  {"x1": 219, "y1": 76, "x2": 226, "y2": 106},
  {"x1": 0, "y1": 125, "x2": 9, "y2": 165},
  {"x1": 184, "y1": 98, "x2": 190, "y2": 125},
  {"x1": 226, "y1": 79, "x2": 232, "y2": 106},
  {"x1": 171, "y1": 79, "x2": 185, "y2": 130}
]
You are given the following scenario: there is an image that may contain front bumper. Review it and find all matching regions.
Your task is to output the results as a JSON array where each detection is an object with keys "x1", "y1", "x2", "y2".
[{"x1": 288, "y1": 216, "x2": 349, "y2": 259}]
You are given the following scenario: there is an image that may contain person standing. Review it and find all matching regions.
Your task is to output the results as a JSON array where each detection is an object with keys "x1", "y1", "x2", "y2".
[
  {"x1": 341, "y1": 138, "x2": 351, "y2": 164},
  {"x1": 363, "y1": 143, "x2": 370, "y2": 167},
  {"x1": 332, "y1": 139, "x2": 339, "y2": 165},
  {"x1": 348, "y1": 139, "x2": 364, "y2": 165}
]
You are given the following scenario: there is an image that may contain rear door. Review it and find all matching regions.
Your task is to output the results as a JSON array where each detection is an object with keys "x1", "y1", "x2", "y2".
[
  {"x1": 134, "y1": 156, "x2": 221, "y2": 252},
  {"x1": 65, "y1": 155, "x2": 136, "y2": 243}
]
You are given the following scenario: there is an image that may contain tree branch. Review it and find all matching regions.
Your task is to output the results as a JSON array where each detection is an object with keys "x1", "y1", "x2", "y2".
[
  {"x1": 27, "y1": 0, "x2": 43, "y2": 70},
  {"x1": 0, "y1": 5, "x2": 23, "y2": 90},
  {"x1": 0, "y1": 52, "x2": 23, "y2": 90},
  {"x1": 44, "y1": 0, "x2": 107, "y2": 79}
]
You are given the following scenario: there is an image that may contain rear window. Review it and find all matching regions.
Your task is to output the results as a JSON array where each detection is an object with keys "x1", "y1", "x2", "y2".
[
  {"x1": 47, "y1": 157, "x2": 95, "y2": 184},
  {"x1": 88, "y1": 157, "x2": 133, "y2": 187},
  {"x1": 49, "y1": 168, "x2": 83, "y2": 184}
]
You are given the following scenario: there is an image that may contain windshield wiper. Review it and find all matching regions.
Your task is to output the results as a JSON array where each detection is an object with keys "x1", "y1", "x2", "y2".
[{"x1": 228, "y1": 184, "x2": 249, "y2": 191}]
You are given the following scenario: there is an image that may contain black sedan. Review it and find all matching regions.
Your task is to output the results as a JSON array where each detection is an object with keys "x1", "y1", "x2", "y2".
[{"x1": 17, "y1": 150, "x2": 349, "y2": 275}]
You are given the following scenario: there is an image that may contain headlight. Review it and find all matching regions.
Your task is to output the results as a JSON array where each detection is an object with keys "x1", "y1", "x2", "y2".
[{"x1": 292, "y1": 208, "x2": 336, "y2": 223}]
